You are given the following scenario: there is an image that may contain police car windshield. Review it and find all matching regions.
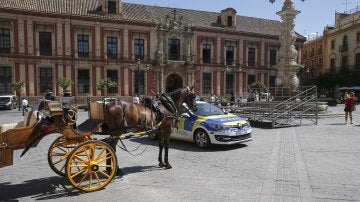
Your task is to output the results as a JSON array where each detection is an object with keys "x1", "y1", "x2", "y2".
[{"x1": 193, "y1": 103, "x2": 225, "y2": 116}]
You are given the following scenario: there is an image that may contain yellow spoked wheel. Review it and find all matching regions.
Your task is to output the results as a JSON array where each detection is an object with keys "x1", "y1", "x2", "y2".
[
  {"x1": 65, "y1": 140, "x2": 117, "y2": 192},
  {"x1": 48, "y1": 136, "x2": 88, "y2": 176}
]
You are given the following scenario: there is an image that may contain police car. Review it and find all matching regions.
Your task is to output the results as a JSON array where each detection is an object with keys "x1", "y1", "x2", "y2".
[{"x1": 171, "y1": 101, "x2": 252, "y2": 148}]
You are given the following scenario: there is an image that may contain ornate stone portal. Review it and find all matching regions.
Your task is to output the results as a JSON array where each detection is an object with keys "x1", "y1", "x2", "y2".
[
  {"x1": 274, "y1": 0, "x2": 303, "y2": 91},
  {"x1": 153, "y1": 9, "x2": 195, "y2": 93}
]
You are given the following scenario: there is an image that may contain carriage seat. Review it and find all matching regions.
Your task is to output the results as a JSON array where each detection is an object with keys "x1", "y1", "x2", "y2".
[
  {"x1": 45, "y1": 100, "x2": 63, "y2": 116},
  {"x1": 0, "y1": 111, "x2": 39, "y2": 133}
]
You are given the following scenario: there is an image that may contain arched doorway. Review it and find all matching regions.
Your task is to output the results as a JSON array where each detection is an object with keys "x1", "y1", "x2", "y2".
[{"x1": 165, "y1": 73, "x2": 183, "y2": 92}]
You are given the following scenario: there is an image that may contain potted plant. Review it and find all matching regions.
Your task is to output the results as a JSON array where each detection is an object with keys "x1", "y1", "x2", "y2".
[
  {"x1": 56, "y1": 78, "x2": 74, "y2": 95},
  {"x1": 97, "y1": 78, "x2": 118, "y2": 97}
]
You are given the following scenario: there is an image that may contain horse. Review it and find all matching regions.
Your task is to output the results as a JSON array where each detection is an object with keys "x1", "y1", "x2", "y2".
[{"x1": 103, "y1": 86, "x2": 196, "y2": 170}]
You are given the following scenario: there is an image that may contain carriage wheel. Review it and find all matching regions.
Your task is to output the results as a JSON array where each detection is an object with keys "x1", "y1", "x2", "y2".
[
  {"x1": 62, "y1": 109, "x2": 77, "y2": 125},
  {"x1": 65, "y1": 140, "x2": 117, "y2": 192},
  {"x1": 48, "y1": 136, "x2": 87, "y2": 176}
]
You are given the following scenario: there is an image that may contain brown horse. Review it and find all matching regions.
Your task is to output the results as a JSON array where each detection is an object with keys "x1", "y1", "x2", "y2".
[{"x1": 104, "y1": 86, "x2": 196, "y2": 169}]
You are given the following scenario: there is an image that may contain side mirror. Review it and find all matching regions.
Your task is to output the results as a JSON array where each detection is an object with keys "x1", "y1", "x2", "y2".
[{"x1": 180, "y1": 112, "x2": 190, "y2": 118}]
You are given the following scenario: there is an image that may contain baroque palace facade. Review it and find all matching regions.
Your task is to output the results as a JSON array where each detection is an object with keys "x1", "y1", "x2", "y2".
[
  {"x1": 302, "y1": 6, "x2": 360, "y2": 82},
  {"x1": 0, "y1": 0, "x2": 305, "y2": 99}
]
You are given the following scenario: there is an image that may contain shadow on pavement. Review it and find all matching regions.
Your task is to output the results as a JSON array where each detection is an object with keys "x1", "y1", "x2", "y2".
[
  {"x1": 128, "y1": 136, "x2": 247, "y2": 152},
  {"x1": 0, "y1": 176, "x2": 84, "y2": 201},
  {"x1": 121, "y1": 165, "x2": 165, "y2": 175}
]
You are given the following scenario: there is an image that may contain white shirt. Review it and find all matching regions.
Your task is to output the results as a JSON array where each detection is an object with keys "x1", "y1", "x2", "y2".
[
  {"x1": 133, "y1": 96, "x2": 140, "y2": 104},
  {"x1": 22, "y1": 99, "x2": 28, "y2": 106},
  {"x1": 209, "y1": 96, "x2": 216, "y2": 103}
]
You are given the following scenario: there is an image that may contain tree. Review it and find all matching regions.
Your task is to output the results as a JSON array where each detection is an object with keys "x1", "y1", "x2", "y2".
[
  {"x1": 11, "y1": 81, "x2": 25, "y2": 111},
  {"x1": 249, "y1": 81, "x2": 267, "y2": 92},
  {"x1": 56, "y1": 78, "x2": 74, "y2": 94},
  {"x1": 97, "y1": 78, "x2": 118, "y2": 97}
]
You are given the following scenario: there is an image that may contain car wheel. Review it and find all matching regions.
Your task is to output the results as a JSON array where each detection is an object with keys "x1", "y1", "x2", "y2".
[{"x1": 194, "y1": 129, "x2": 210, "y2": 148}]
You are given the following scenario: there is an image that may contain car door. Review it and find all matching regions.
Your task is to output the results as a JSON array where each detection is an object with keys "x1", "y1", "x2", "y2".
[{"x1": 172, "y1": 113, "x2": 197, "y2": 141}]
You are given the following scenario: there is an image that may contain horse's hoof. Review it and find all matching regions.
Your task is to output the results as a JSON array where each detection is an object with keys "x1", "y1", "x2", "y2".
[
  {"x1": 159, "y1": 162, "x2": 165, "y2": 167},
  {"x1": 165, "y1": 164, "x2": 172, "y2": 169}
]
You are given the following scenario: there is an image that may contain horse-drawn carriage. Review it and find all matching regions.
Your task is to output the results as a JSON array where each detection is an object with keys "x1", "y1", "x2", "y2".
[{"x1": 0, "y1": 87, "x2": 196, "y2": 192}]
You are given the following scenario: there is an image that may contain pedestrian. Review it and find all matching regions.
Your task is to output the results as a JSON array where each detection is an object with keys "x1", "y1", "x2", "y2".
[
  {"x1": 209, "y1": 93, "x2": 216, "y2": 104},
  {"x1": 44, "y1": 90, "x2": 55, "y2": 101},
  {"x1": 22, "y1": 98, "x2": 28, "y2": 116},
  {"x1": 230, "y1": 92, "x2": 235, "y2": 105},
  {"x1": 344, "y1": 92, "x2": 356, "y2": 124}
]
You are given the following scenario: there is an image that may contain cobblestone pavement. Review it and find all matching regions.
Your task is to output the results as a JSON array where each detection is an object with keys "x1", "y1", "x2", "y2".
[{"x1": 0, "y1": 104, "x2": 359, "y2": 201}]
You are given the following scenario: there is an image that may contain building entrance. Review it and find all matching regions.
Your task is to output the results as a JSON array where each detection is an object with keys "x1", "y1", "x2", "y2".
[{"x1": 165, "y1": 73, "x2": 183, "y2": 92}]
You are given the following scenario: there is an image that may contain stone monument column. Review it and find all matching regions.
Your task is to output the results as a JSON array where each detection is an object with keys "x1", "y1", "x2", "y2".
[{"x1": 273, "y1": 0, "x2": 303, "y2": 91}]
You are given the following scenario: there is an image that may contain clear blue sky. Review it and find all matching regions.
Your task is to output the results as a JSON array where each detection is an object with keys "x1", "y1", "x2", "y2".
[{"x1": 123, "y1": 0, "x2": 360, "y2": 38}]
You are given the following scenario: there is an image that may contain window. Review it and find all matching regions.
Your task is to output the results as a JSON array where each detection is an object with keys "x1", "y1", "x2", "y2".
[
  {"x1": 202, "y1": 44, "x2": 211, "y2": 64},
  {"x1": 318, "y1": 57, "x2": 322, "y2": 65},
  {"x1": 202, "y1": 73, "x2": 211, "y2": 95},
  {"x1": 108, "y1": 1, "x2": 117, "y2": 14},
  {"x1": 331, "y1": 39, "x2": 335, "y2": 50},
  {"x1": 330, "y1": 58, "x2": 336, "y2": 73},
  {"x1": 355, "y1": 53, "x2": 360, "y2": 69},
  {"x1": 310, "y1": 47, "x2": 314, "y2": 57},
  {"x1": 78, "y1": 69, "x2": 90, "y2": 93},
  {"x1": 134, "y1": 38, "x2": 144, "y2": 60},
  {"x1": 225, "y1": 74, "x2": 234, "y2": 95},
  {"x1": 341, "y1": 35, "x2": 348, "y2": 52},
  {"x1": 78, "y1": 34, "x2": 89, "y2": 57},
  {"x1": 225, "y1": 45, "x2": 234, "y2": 65},
  {"x1": 357, "y1": 32, "x2": 360, "y2": 43},
  {"x1": 227, "y1": 16, "x2": 233, "y2": 27},
  {"x1": 168, "y1": 38, "x2": 180, "y2": 60},
  {"x1": 39, "y1": 32, "x2": 52, "y2": 56},
  {"x1": 107, "y1": 37, "x2": 118, "y2": 59},
  {"x1": 248, "y1": 47, "x2": 256, "y2": 66},
  {"x1": 341, "y1": 56, "x2": 348, "y2": 71},
  {"x1": 0, "y1": 28, "x2": 10, "y2": 54},
  {"x1": 247, "y1": 74, "x2": 255, "y2": 86},
  {"x1": 107, "y1": 70, "x2": 118, "y2": 94},
  {"x1": 270, "y1": 49, "x2": 277, "y2": 67},
  {"x1": 39, "y1": 68, "x2": 53, "y2": 93},
  {"x1": 0, "y1": 67, "x2": 12, "y2": 94},
  {"x1": 317, "y1": 45, "x2": 322, "y2": 55},
  {"x1": 134, "y1": 70, "x2": 145, "y2": 94}
]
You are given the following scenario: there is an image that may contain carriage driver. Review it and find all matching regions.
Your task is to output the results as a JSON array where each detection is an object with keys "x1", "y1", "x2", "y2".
[{"x1": 61, "y1": 89, "x2": 74, "y2": 109}]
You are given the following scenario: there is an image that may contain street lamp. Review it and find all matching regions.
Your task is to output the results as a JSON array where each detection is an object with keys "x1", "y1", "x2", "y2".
[
  {"x1": 129, "y1": 58, "x2": 150, "y2": 95},
  {"x1": 225, "y1": 62, "x2": 242, "y2": 99}
]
